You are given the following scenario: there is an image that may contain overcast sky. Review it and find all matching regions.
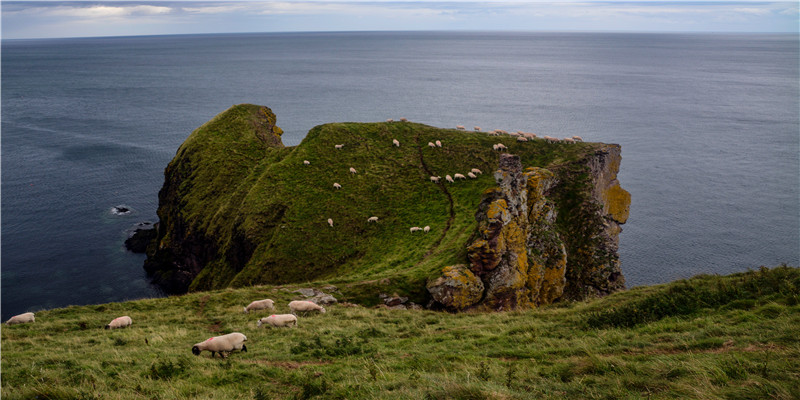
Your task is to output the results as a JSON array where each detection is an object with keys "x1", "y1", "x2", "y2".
[{"x1": 3, "y1": 1, "x2": 798, "y2": 39}]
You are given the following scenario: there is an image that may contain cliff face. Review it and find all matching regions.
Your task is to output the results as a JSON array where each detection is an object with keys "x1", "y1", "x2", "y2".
[{"x1": 145, "y1": 104, "x2": 629, "y2": 309}]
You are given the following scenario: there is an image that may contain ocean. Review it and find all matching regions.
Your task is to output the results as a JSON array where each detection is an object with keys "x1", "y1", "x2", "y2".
[{"x1": 2, "y1": 32, "x2": 798, "y2": 320}]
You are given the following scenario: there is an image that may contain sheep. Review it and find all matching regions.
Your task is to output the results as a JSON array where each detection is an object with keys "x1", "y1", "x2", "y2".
[
  {"x1": 6, "y1": 312, "x2": 35, "y2": 325},
  {"x1": 517, "y1": 136, "x2": 528, "y2": 142},
  {"x1": 572, "y1": 135, "x2": 583, "y2": 142},
  {"x1": 303, "y1": 160, "x2": 310, "y2": 165},
  {"x1": 435, "y1": 140, "x2": 442, "y2": 148},
  {"x1": 456, "y1": 125, "x2": 465, "y2": 130},
  {"x1": 257, "y1": 314, "x2": 298, "y2": 328},
  {"x1": 474, "y1": 126, "x2": 481, "y2": 131},
  {"x1": 392, "y1": 139, "x2": 400, "y2": 147},
  {"x1": 410, "y1": 227, "x2": 422, "y2": 233},
  {"x1": 349, "y1": 167, "x2": 357, "y2": 174},
  {"x1": 467, "y1": 172, "x2": 477, "y2": 179},
  {"x1": 445, "y1": 175, "x2": 454, "y2": 183},
  {"x1": 454, "y1": 173, "x2": 466, "y2": 180},
  {"x1": 399, "y1": 117, "x2": 408, "y2": 122},
  {"x1": 523, "y1": 132, "x2": 537, "y2": 140},
  {"x1": 492, "y1": 144, "x2": 498, "y2": 151},
  {"x1": 508, "y1": 131, "x2": 520, "y2": 137},
  {"x1": 386, "y1": 118, "x2": 394, "y2": 122},
  {"x1": 333, "y1": 183, "x2": 342, "y2": 189},
  {"x1": 430, "y1": 176, "x2": 440, "y2": 183},
  {"x1": 428, "y1": 142, "x2": 436, "y2": 148},
  {"x1": 243, "y1": 299, "x2": 275, "y2": 314},
  {"x1": 471, "y1": 168, "x2": 482, "y2": 175},
  {"x1": 105, "y1": 316, "x2": 132, "y2": 330},
  {"x1": 494, "y1": 143, "x2": 507, "y2": 151},
  {"x1": 334, "y1": 144, "x2": 344, "y2": 149},
  {"x1": 288, "y1": 300, "x2": 326, "y2": 315},
  {"x1": 367, "y1": 216, "x2": 379, "y2": 223},
  {"x1": 192, "y1": 333, "x2": 247, "y2": 358},
  {"x1": 563, "y1": 138, "x2": 575, "y2": 143},
  {"x1": 423, "y1": 226, "x2": 430, "y2": 233},
  {"x1": 327, "y1": 218, "x2": 334, "y2": 228}
]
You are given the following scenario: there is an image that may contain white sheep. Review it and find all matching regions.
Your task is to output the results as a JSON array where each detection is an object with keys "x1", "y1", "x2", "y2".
[
  {"x1": 327, "y1": 218, "x2": 334, "y2": 228},
  {"x1": 509, "y1": 131, "x2": 520, "y2": 137},
  {"x1": 430, "y1": 176, "x2": 440, "y2": 183},
  {"x1": 243, "y1": 299, "x2": 275, "y2": 314},
  {"x1": 349, "y1": 167, "x2": 357, "y2": 174},
  {"x1": 6, "y1": 312, "x2": 35, "y2": 325},
  {"x1": 471, "y1": 168, "x2": 482, "y2": 175},
  {"x1": 454, "y1": 173, "x2": 466, "y2": 180},
  {"x1": 467, "y1": 172, "x2": 477, "y2": 179},
  {"x1": 523, "y1": 132, "x2": 537, "y2": 140},
  {"x1": 517, "y1": 136, "x2": 528, "y2": 142},
  {"x1": 572, "y1": 135, "x2": 583, "y2": 142},
  {"x1": 367, "y1": 216, "x2": 379, "y2": 223},
  {"x1": 492, "y1": 144, "x2": 498, "y2": 151},
  {"x1": 393, "y1": 139, "x2": 400, "y2": 147},
  {"x1": 410, "y1": 227, "x2": 422, "y2": 233},
  {"x1": 105, "y1": 316, "x2": 132, "y2": 330},
  {"x1": 563, "y1": 138, "x2": 575, "y2": 143},
  {"x1": 428, "y1": 142, "x2": 436, "y2": 148},
  {"x1": 386, "y1": 118, "x2": 394, "y2": 122},
  {"x1": 474, "y1": 126, "x2": 481, "y2": 131},
  {"x1": 303, "y1": 160, "x2": 310, "y2": 165},
  {"x1": 456, "y1": 125, "x2": 465, "y2": 130},
  {"x1": 334, "y1": 144, "x2": 344, "y2": 149},
  {"x1": 257, "y1": 314, "x2": 298, "y2": 328},
  {"x1": 435, "y1": 140, "x2": 442, "y2": 148},
  {"x1": 423, "y1": 226, "x2": 430, "y2": 233},
  {"x1": 445, "y1": 175, "x2": 454, "y2": 183},
  {"x1": 399, "y1": 117, "x2": 408, "y2": 122},
  {"x1": 494, "y1": 143, "x2": 507, "y2": 151},
  {"x1": 333, "y1": 183, "x2": 342, "y2": 189},
  {"x1": 192, "y1": 333, "x2": 247, "y2": 358},
  {"x1": 288, "y1": 300, "x2": 326, "y2": 315}
]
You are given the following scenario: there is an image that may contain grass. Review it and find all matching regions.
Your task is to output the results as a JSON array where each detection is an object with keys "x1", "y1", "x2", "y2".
[{"x1": 2, "y1": 265, "x2": 798, "y2": 399}]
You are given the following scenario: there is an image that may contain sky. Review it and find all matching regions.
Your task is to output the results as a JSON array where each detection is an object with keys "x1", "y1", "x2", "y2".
[{"x1": 2, "y1": 1, "x2": 798, "y2": 39}]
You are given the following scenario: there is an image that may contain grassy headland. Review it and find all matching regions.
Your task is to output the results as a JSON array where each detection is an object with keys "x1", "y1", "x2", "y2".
[{"x1": 2, "y1": 265, "x2": 798, "y2": 399}]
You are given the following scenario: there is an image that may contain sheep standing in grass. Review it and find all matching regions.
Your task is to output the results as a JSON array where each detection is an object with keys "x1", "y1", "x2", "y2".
[
  {"x1": 289, "y1": 300, "x2": 326, "y2": 316},
  {"x1": 410, "y1": 227, "x2": 422, "y2": 233},
  {"x1": 328, "y1": 218, "x2": 334, "y2": 228},
  {"x1": 456, "y1": 125, "x2": 465, "y2": 130},
  {"x1": 349, "y1": 167, "x2": 357, "y2": 174},
  {"x1": 386, "y1": 118, "x2": 394, "y2": 122},
  {"x1": 423, "y1": 226, "x2": 430, "y2": 233},
  {"x1": 244, "y1": 299, "x2": 275, "y2": 314},
  {"x1": 335, "y1": 144, "x2": 344, "y2": 149},
  {"x1": 517, "y1": 136, "x2": 528, "y2": 142},
  {"x1": 563, "y1": 138, "x2": 575, "y2": 144},
  {"x1": 446, "y1": 175, "x2": 455, "y2": 183},
  {"x1": 333, "y1": 183, "x2": 342, "y2": 189},
  {"x1": 192, "y1": 333, "x2": 247, "y2": 358},
  {"x1": 428, "y1": 142, "x2": 436, "y2": 148},
  {"x1": 400, "y1": 117, "x2": 408, "y2": 122},
  {"x1": 471, "y1": 168, "x2": 482, "y2": 175},
  {"x1": 474, "y1": 126, "x2": 481, "y2": 131},
  {"x1": 393, "y1": 139, "x2": 400, "y2": 147},
  {"x1": 303, "y1": 160, "x2": 310, "y2": 165},
  {"x1": 494, "y1": 144, "x2": 507, "y2": 151},
  {"x1": 105, "y1": 316, "x2": 132, "y2": 330},
  {"x1": 368, "y1": 216, "x2": 379, "y2": 223},
  {"x1": 6, "y1": 312, "x2": 35, "y2": 325},
  {"x1": 454, "y1": 173, "x2": 466, "y2": 180},
  {"x1": 430, "y1": 176, "x2": 441, "y2": 183},
  {"x1": 435, "y1": 140, "x2": 442, "y2": 148},
  {"x1": 258, "y1": 314, "x2": 298, "y2": 328},
  {"x1": 467, "y1": 172, "x2": 477, "y2": 179},
  {"x1": 572, "y1": 135, "x2": 583, "y2": 142}
]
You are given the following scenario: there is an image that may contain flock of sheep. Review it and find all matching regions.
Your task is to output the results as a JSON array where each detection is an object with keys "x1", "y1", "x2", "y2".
[{"x1": 5, "y1": 299, "x2": 326, "y2": 359}]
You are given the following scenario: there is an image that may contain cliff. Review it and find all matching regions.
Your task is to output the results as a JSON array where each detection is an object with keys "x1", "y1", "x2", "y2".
[{"x1": 144, "y1": 104, "x2": 630, "y2": 309}]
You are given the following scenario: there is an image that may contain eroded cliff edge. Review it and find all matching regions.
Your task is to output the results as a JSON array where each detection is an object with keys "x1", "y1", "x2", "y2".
[{"x1": 144, "y1": 104, "x2": 630, "y2": 310}]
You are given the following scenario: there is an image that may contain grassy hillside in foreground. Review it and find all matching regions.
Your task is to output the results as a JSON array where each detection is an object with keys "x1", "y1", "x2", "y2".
[{"x1": 2, "y1": 266, "x2": 798, "y2": 399}]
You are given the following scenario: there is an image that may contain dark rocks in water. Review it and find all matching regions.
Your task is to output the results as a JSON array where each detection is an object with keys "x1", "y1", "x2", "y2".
[
  {"x1": 125, "y1": 224, "x2": 157, "y2": 253},
  {"x1": 112, "y1": 206, "x2": 132, "y2": 215}
]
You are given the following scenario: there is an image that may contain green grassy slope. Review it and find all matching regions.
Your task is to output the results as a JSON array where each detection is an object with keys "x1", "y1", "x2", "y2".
[
  {"x1": 2, "y1": 266, "x2": 798, "y2": 399},
  {"x1": 147, "y1": 104, "x2": 605, "y2": 302}
]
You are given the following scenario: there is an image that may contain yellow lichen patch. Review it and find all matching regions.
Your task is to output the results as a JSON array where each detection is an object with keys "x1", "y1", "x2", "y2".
[
  {"x1": 603, "y1": 182, "x2": 631, "y2": 223},
  {"x1": 487, "y1": 199, "x2": 509, "y2": 222}
]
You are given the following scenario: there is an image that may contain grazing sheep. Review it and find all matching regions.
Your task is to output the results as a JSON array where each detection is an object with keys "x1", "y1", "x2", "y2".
[
  {"x1": 474, "y1": 126, "x2": 481, "y2": 131},
  {"x1": 494, "y1": 143, "x2": 507, "y2": 151},
  {"x1": 508, "y1": 131, "x2": 520, "y2": 137},
  {"x1": 257, "y1": 314, "x2": 298, "y2": 328},
  {"x1": 492, "y1": 144, "x2": 498, "y2": 151},
  {"x1": 445, "y1": 175, "x2": 454, "y2": 183},
  {"x1": 471, "y1": 168, "x2": 482, "y2": 175},
  {"x1": 386, "y1": 118, "x2": 394, "y2": 122},
  {"x1": 393, "y1": 139, "x2": 400, "y2": 147},
  {"x1": 430, "y1": 176, "x2": 441, "y2": 183},
  {"x1": 399, "y1": 117, "x2": 408, "y2": 122},
  {"x1": 467, "y1": 172, "x2": 477, "y2": 179},
  {"x1": 303, "y1": 160, "x2": 310, "y2": 165},
  {"x1": 517, "y1": 136, "x2": 528, "y2": 142},
  {"x1": 243, "y1": 299, "x2": 275, "y2": 314},
  {"x1": 563, "y1": 138, "x2": 575, "y2": 143},
  {"x1": 435, "y1": 140, "x2": 442, "y2": 148},
  {"x1": 367, "y1": 216, "x2": 379, "y2": 223},
  {"x1": 333, "y1": 183, "x2": 342, "y2": 189},
  {"x1": 327, "y1": 218, "x2": 334, "y2": 228},
  {"x1": 456, "y1": 125, "x2": 465, "y2": 130},
  {"x1": 289, "y1": 300, "x2": 326, "y2": 315},
  {"x1": 349, "y1": 167, "x2": 357, "y2": 174},
  {"x1": 428, "y1": 142, "x2": 436, "y2": 148},
  {"x1": 572, "y1": 135, "x2": 583, "y2": 142},
  {"x1": 523, "y1": 132, "x2": 537, "y2": 140},
  {"x1": 454, "y1": 173, "x2": 466, "y2": 180},
  {"x1": 334, "y1": 144, "x2": 344, "y2": 149},
  {"x1": 105, "y1": 316, "x2": 132, "y2": 330},
  {"x1": 192, "y1": 333, "x2": 247, "y2": 358},
  {"x1": 423, "y1": 226, "x2": 430, "y2": 233},
  {"x1": 6, "y1": 312, "x2": 35, "y2": 325},
  {"x1": 410, "y1": 227, "x2": 422, "y2": 233}
]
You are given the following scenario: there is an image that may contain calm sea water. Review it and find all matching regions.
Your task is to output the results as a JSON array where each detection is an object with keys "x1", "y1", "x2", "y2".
[{"x1": 2, "y1": 32, "x2": 798, "y2": 320}]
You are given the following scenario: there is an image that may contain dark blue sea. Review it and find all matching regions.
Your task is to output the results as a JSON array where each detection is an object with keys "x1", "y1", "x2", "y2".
[{"x1": 2, "y1": 32, "x2": 798, "y2": 320}]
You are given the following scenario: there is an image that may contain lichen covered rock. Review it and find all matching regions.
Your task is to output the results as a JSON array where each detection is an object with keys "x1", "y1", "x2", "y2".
[{"x1": 426, "y1": 264, "x2": 485, "y2": 310}]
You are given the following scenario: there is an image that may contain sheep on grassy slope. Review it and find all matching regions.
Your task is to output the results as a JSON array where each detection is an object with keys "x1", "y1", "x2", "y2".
[
  {"x1": 333, "y1": 183, "x2": 342, "y2": 189},
  {"x1": 334, "y1": 144, "x2": 344, "y2": 149},
  {"x1": 328, "y1": 218, "x2": 334, "y2": 228},
  {"x1": 424, "y1": 226, "x2": 430, "y2": 233},
  {"x1": 410, "y1": 227, "x2": 422, "y2": 233},
  {"x1": 454, "y1": 173, "x2": 466, "y2": 180},
  {"x1": 435, "y1": 140, "x2": 442, "y2": 148},
  {"x1": 192, "y1": 333, "x2": 247, "y2": 358},
  {"x1": 349, "y1": 167, "x2": 357, "y2": 174},
  {"x1": 243, "y1": 299, "x2": 275, "y2": 314},
  {"x1": 572, "y1": 135, "x2": 583, "y2": 142},
  {"x1": 105, "y1": 316, "x2": 132, "y2": 330},
  {"x1": 430, "y1": 176, "x2": 440, "y2": 183},
  {"x1": 428, "y1": 142, "x2": 436, "y2": 148},
  {"x1": 258, "y1": 314, "x2": 298, "y2": 328},
  {"x1": 445, "y1": 175, "x2": 454, "y2": 183},
  {"x1": 400, "y1": 117, "x2": 408, "y2": 122},
  {"x1": 517, "y1": 136, "x2": 528, "y2": 142},
  {"x1": 563, "y1": 138, "x2": 575, "y2": 143},
  {"x1": 467, "y1": 172, "x2": 477, "y2": 179},
  {"x1": 393, "y1": 139, "x2": 400, "y2": 147},
  {"x1": 6, "y1": 312, "x2": 35, "y2": 325},
  {"x1": 289, "y1": 300, "x2": 326, "y2": 315},
  {"x1": 303, "y1": 160, "x2": 310, "y2": 165},
  {"x1": 456, "y1": 125, "x2": 465, "y2": 130},
  {"x1": 471, "y1": 168, "x2": 482, "y2": 175},
  {"x1": 474, "y1": 126, "x2": 481, "y2": 131},
  {"x1": 386, "y1": 118, "x2": 394, "y2": 122},
  {"x1": 368, "y1": 216, "x2": 379, "y2": 223}
]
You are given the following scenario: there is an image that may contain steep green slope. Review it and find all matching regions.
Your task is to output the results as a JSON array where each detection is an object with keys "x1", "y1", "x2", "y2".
[
  {"x1": 2, "y1": 266, "x2": 798, "y2": 399},
  {"x1": 145, "y1": 104, "x2": 628, "y2": 307}
]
